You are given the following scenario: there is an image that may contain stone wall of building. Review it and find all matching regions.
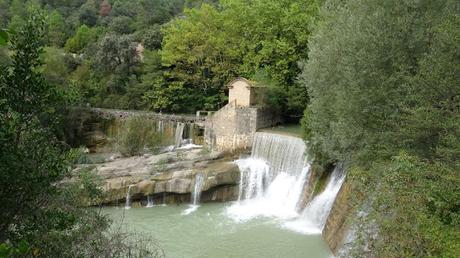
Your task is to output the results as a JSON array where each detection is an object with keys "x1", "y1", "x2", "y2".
[
  {"x1": 228, "y1": 80, "x2": 252, "y2": 107},
  {"x1": 204, "y1": 103, "x2": 280, "y2": 151}
]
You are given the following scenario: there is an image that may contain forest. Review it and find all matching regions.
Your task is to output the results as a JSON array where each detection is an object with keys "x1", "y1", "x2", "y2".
[{"x1": 0, "y1": 0, "x2": 459, "y2": 257}]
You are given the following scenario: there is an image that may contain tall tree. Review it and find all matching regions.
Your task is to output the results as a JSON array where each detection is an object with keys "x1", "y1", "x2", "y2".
[
  {"x1": 300, "y1": 0, "x2": 458, "y2": 163},
  {"x1": 47, "y1": 10, "x2": 67, "y2": 46},
  {"x1": 299, "y1": 0, "x2": 460, "y2": 256}
]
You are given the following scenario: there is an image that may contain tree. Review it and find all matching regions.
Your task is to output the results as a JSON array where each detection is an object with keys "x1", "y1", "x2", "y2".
[
  {"x1": 9, "y1": 0, "x2": 26, "y2": 18},
  {"x1": 92, "y1": 33, "x2": 141, "y2": 107},
  {"x1": 109, "y1": 15, "x2": 133, "y2": 34},
  {"x1": 141, "y1": 24, "x2": 163, "y2": 50},
  {"x1": 300, "y1": 0, "x2": 458, "y2": 163},
  {"x1": 161, "y1": 0, "x2": 322, "y2": 114},
  {"x1": 0, "y1": 9, "x2": 69, "y2": 248},
  {"x1": 299, "y1": 0, "x2": 460, "y2": 256},
  {"x1": 0, "y1": 12, "x2": 163, "y2": 257},
  {"x1": 64, "y1": 24, "x2": 96, "y2": 53},
  {"x1": 96, "y1": 33, "x2": 140, "y2": 75},
  {"x1": 0, "y1": 0, "x2": 10, "y2": 27},
  {"x1": 47, "y1": 10, "x2": 67, "y2": 46},
  {"x1": 78, "y1": 0, "x2": 98, "y2": 26},
  {"x1": 41, "y1": 46, "x2": 71, "y2": 89}
]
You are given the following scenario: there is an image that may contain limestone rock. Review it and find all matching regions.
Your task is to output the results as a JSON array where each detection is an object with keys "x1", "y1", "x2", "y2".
[
  {"x1": 137, "y1": 179, "x2": 155, "y2": 195},
  {"x1": 77, "y1": 148, "x2": 240, "y2": 205}
]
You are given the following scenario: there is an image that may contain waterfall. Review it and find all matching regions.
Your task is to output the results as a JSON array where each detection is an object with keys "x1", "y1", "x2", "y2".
[
  {"x1": 236, "y1": 159, "x2": 270, "y2": 200},
  {"x1": 226, "y1": 131, "x2": 346, "y2": 236},
  {"x1": 283, "y1": 166, "x2": 346, "y2": 234},
  {"x1": 146, "y1": 195, "x2": 154, "y2": 208},
  {"x1": 174, "y1": 122, "x2": 185, "y2": 148},
  {"x1": 226, "y1": 132, "x2": 311, "y2": 221},
  {"x1": 182, "y1": 173, "x2": 205, "y2": 215},
  {"x1": 157, "y1": 120, "x2": 164, "y2": 133},
  {"x1": 125, "y1": 185, "x2": 133, "y2": 209},
  {"x1": 192, "y1": 173, "x2": 205, "y2": 205}
]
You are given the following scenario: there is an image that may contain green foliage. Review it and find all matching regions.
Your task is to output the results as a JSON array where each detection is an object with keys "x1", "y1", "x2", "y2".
[
  {"x1": 348, "y1": 154, "x2": 460, "y2": 257},
  {"x1": 0, "y1": 13, "x2": 163, "y2": 257},
  {"x1": 0, "y1": 9, "x2": 71, "y2": 248},
  {"x1": 96, "y1": 33, "x2": 140, "y2": 74},
  {"x1": 78, "y1": 0, "x2": 98, "y2": 26},
  {"x1": 141, "y1": 24, "x2": 163, "y2": 50},
  {"x1": 0, "y1": 29, "x2": 8, "y2": 46},
  {"x1": 161, "y1": 0, "x2": 322, "y2": 114},
  {"x1": 300, "y1": 0, "x2": 459, "y2": 164},
  {"x1": 47, "y1": 10, "x2": 67, "y2": 46},
  {"x1": 8, "y1": 15, "x2": 25, "y2": 32},
  {"x1": 300, "y1": 0, "x2": 460, "y2": 256},
  {"x1": 41, "y1": 46, "x2": 70, "y2": 88},
  {"x1": 109, "y1": 15, "x2": 134, "y2": 34},
  {"x1": 64, "y1": 24, "x2": 97, "y2": 53}
]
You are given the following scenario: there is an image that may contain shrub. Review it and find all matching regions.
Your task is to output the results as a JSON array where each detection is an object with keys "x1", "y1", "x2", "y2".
[{"x1": 118, "y1": 116, "x2": 162, "y2": 156}]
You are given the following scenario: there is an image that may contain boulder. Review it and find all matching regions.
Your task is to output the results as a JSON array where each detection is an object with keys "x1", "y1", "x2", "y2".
[{"x1": 137, "y1": 179, "x2": 155, "y2": 195}]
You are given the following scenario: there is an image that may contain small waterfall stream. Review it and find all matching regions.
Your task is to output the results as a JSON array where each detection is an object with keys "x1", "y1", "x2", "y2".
[
  {"x1": 182, "y1": 173, "x2": 205, "y2": 215},
  {"x1": 283, "y1": 166, "x2": 345, "y2": 234},
  {"x1": 125, "y1": 185, "x2": 133, "y2": 209},
  {"x1": 174, "y1": 122, "x2": 185, "y2": 148},
  {"x1": 301, "y1": 166, "x2": 345, "y2": 228},
  {"x1": 146, "y1": 195, "x2": 154, "y2": 208},
  {"x1": 192, "y1": 173, "x2": 205, "y2": 205}
]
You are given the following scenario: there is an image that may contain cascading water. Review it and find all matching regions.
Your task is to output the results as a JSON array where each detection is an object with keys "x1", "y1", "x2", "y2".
[
  {"x1": 227, "y1": 131, "x2": 346, "y2": 236},
  {"x1": 157, "y1": 120, "x2": 164, "y2": 133},
  {"x1": 125, "y1": 185, "x2": 133, "y2": 209},
  {"x1": 182, "y1": 173, "x2": 205, "y2": 215},
  {"x1": 174, "y1": 122, "x2": 185, "y2": 148},
  {"x1": 146, "y1": 195, "x2": 154, "y2": 208},
  {"x1": 192, "y1": 173, "x2": 205, "y2": 205},
  {"x1": 283, "y1": 166, "x2": 346, "y2": 234},
  {"x1": 226, "y1": 132, "x2": 312, "y2": 221}
]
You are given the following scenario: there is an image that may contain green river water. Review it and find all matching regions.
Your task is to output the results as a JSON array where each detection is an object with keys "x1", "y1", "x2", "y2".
[{"x1": 103, "y1": 203, "x2": 332, "y2": 258}]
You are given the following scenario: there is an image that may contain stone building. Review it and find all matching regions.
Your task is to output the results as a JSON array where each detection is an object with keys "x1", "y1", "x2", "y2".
[{"x1": 204, "y1": 77, "x2": 280, "y2": 151}]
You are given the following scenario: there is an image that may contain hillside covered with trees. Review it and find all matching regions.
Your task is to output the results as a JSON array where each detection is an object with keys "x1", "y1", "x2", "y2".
[
  {"x1": 0, "y1": 0, "x2": 320, "y2": 118},
  {"x1": 0, "y1": 0, "x2": 458, "y2": 257}
]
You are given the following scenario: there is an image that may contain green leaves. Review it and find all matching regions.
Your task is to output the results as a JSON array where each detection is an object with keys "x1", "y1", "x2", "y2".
[
  {"x1": 301, "y1": 0, "x2": 460, "y2": 164},
  {"x1": 161, "y1": 0, "x2": 321, "y2": 114},
  {"x1": 0, "y1": 29, "x2": 8, "y2": 46},
  {"x1": 301, "y1": 1, "x2": 460, "y2": 256}
]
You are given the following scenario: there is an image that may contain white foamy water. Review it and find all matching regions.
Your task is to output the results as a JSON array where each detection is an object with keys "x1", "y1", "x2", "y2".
[
  {"x1": 146, "y1": 195, "x2": 154, "y2": 208},
  {"x1": 125, "y1": 185, "x2": 133, "y2": 209},
  {"x1": 182, "y1": 173, "x2": 205, "y2": 215},
  {"x1": 283, "y1": 166, "x2": 345, "y2": 234},
  {"x1": 174, "y1": 122, "x2": 185, "y2": 148},
  {"x1": 226, "y1": 133, "x2": 311, "y2": 222},
  {"x1": 226, "y1": 132, "x2": 346, "y2": 236}
]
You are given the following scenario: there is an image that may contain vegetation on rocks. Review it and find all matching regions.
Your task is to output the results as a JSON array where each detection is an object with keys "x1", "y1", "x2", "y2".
[{"x1": 118, "y1": 116, "x2": 163, "y2": 156}]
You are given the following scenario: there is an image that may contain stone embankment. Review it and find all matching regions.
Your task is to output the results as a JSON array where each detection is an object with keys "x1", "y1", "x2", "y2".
[{"x1": 86, "y1": 107, "x2": 204, "y2": 123}]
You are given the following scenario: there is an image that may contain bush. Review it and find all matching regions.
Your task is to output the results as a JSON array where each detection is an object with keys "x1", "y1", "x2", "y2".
[{"x1": 118, "y1": 116, "x2": 162, "y2": 156}]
